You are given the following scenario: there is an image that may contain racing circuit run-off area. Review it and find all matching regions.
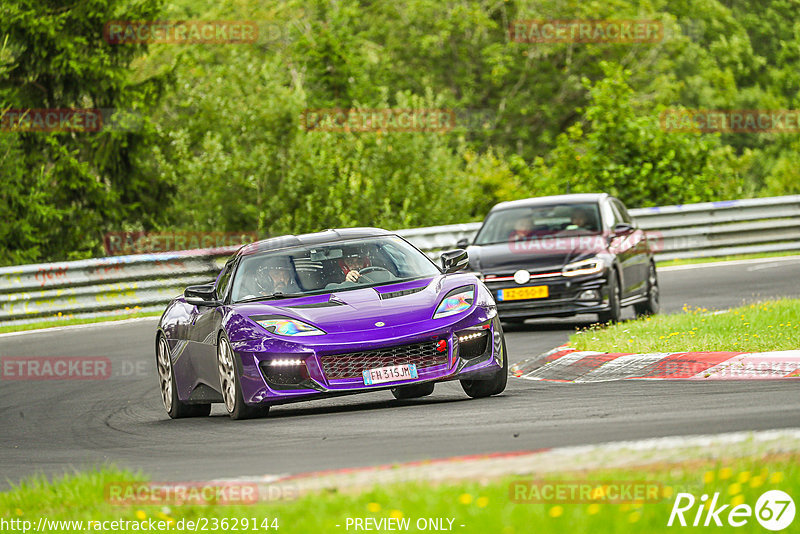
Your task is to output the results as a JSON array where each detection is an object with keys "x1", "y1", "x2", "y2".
[{"x1": 3, "y1": 1, "x2": 800, "y2": 533}]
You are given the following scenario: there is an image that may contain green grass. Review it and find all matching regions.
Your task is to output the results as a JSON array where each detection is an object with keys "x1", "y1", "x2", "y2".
[
  {"x1": 570, "y1": 299, "x2": 800, "y2": 353},
  {"x1": 656, "y1": 251, "x2": 800, "y2": 268},
  {"x1": 0, "y1": 311, "x2": 162, "y2": 334},
  {"x1": 1, "y1": 456, "x2": 796, "y2": 533}
]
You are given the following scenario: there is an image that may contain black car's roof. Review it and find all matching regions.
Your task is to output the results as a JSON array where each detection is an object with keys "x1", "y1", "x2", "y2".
[
  {"x1": 489, "y1": 193, "x2": 610, "y2": 212},
  {"x1": 237, "y1": 227, "x2": 394, "y2": 257}
]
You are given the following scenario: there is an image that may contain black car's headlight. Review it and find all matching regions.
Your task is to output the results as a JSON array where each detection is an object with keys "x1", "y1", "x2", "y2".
[
  {"x1": 433, "y1": 286, "x2": 475, "y2": 319},
  {"x1": 562, "y1": 257, "x2": 606, "y2": 277}
]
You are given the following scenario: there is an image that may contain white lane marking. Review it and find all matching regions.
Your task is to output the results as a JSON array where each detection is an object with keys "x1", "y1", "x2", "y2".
[
  {"x1": 520, "y1": 351, "x2": 603, "y2": 380},
  {"x1": 747, "y1": 262, "x2": 798, "y2": 271},
  {"x1": 658, "y1": 255, "x2": 800, "y2": 272},
  {"x1": 0, "y1": 316, "x2": 160, "y2": 339},
  {"x1": 573, "y1": 353, "x2": 669, "y2": 383},
  {"x1": 695, "y1": 351, "x2": 800, "y2": 380}
]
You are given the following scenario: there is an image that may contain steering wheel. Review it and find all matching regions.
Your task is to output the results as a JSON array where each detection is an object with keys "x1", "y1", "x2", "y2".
[{"x1": 358, "y1": 266, "x2": 390, "y2": 275}]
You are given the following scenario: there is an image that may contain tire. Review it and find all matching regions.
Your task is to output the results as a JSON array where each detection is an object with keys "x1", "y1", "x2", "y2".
[
  {"x1": 634, "y1": 262, "x2": 660, "y2": 317},
  {"x1": 391, "y1": 382, "x2": 435, "y2": 400},
  {"x1": 460, "y1": 338, "x2": 508, "y2": 398},
  {"x1": 598, "y1": 269, "x2": 622, "y2": 324},
  {"x1": 217, "y1": 334, "x2": 270, "y2": 420},
  {"x1": 156, "y1": 335, "x2": 211, "y2": 419}
]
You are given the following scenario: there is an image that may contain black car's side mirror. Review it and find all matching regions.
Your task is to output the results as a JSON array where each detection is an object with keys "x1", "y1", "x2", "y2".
[
  {"x1": 440, "y1": 249, "x2": 469, "y2": 273},
  {"x1": 456, "y1": 237, "x2": 470, "y2": 248},
  {"x1": 184, "y1": 283, "x2": 220, "y2": 307},
  {"x1": 613, "y1": 222, "x2": 635, "y2": 236}
]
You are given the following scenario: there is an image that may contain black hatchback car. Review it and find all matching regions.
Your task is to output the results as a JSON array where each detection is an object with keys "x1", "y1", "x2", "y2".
[{"x1": 458, "y1": 194, "x2": 659, "y2": 323}]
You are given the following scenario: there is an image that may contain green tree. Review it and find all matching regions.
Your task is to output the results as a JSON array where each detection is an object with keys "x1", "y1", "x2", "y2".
[
  {"x1": 542, "y1": 62, "x2": 741, "y2": 206},
  {"x1": 0, "y1": 0, "x2": 167, "y2": 264}
]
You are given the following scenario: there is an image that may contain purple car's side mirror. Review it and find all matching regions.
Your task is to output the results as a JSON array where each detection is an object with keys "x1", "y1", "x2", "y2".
[
  {"x1": 184, "y1": 283, "x2": 221, "y2": 307},
  {"x1": 441, "y1": 249, "x2": 469, "y2": 273}
]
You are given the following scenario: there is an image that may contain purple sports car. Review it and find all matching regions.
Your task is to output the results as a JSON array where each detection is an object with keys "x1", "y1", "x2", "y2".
[{"x1": 156, "y1": 228, "x2": 507, "y2": 419}]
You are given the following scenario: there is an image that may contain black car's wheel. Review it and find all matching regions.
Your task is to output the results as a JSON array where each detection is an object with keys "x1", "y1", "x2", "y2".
[
  {"x1": 634, "y1": 262, "x2": 660, "y2": 317},
  {"x1": 391, "y1": 382, "x2": 435, "y2": 400},
  {"x1": 460, "y1": 339, "x2": 508, "y2": 398},
  {"x1": 598, "y1": 269, "x2": 622, "y2": 324},
  {"x1": 156, "y1": 335, "x2": 210, "y2": 419},
  {"x1": 217, "y1": 334, "x2": 270, "y2": 420}
]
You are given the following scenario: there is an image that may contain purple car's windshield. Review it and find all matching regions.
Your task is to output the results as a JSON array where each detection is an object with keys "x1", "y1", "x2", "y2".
[
  {"x1": 230, "y1": 236, "x2": 441, "y2": 302},
  {"x1": 473, "y1": 203, "x2": 603, "y2": 246}
]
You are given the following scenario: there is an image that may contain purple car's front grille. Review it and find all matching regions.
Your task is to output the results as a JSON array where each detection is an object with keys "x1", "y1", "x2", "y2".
[{"x1": 319, "y1": 340, "x2": 448, "y2": 380}]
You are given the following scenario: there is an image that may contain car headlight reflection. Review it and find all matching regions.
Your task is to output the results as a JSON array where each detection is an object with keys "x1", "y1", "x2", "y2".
[
  {"x1": 253, "y1": 316, "x2": 326, "y2": 336},
  {"x1": 562, "y1": 257, "x2": 605, "y2": 277},
  {"x1": 433, "y1": 286, "x2": 475, "y2": 319}
]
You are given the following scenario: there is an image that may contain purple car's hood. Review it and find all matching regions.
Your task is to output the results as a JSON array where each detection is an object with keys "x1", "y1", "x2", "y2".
[{"x1": 232, "y1": 275, "x2": 475, "y2": 334}]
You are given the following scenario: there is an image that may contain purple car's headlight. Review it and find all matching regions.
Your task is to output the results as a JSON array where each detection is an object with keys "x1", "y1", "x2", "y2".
[
  {"x1": 433, "y1": 286, "x2": 475, "y2": 319},
  {"x1": 253, "y1": 316, "x2": 326, "y2": 336}
]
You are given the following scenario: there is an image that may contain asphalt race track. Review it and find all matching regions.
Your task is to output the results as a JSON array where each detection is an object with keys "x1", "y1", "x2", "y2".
[{"x1": 2, "y1": 257, "x2": 800, "y2": 488}]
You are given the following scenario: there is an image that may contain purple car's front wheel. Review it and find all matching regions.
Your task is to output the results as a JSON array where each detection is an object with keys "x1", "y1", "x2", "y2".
[
  {"x1": 216, "y1": 335, "x2": 270, "y2": 420},
  {"x1": 217, "y1": 337, "x2": 237, "y2": 413}
]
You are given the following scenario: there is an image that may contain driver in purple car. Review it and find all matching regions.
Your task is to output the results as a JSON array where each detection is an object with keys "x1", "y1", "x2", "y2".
[{"x1": 245, "y1": 256, "x2": 301, "y2": 296}]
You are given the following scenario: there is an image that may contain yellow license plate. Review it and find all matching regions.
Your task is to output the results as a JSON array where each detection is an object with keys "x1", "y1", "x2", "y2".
[{"x1": 498, "y1": 286, "x2": 549, "y2": 301}]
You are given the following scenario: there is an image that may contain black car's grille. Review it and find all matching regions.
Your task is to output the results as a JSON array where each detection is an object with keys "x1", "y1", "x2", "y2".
[{"x1": 319, "y1": 340, "x2": 447, "y2": 380}]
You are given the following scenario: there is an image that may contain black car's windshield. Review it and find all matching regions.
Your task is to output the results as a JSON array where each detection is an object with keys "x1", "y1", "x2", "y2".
[
  {"x1": 473, "y1": 203, "x2": 603, "y2": 246},
  {"x1": 230, "y1": 236, "x2": 440, "y2": 303}
]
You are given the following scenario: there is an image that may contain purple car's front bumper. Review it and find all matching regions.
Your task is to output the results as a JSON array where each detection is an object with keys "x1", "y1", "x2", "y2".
[{"x1": 229, "y1": 306, "x2": 504, "y2": 406}]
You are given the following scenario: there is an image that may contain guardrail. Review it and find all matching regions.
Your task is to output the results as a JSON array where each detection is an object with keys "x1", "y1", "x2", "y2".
[{"x1": 2, "y1": 195, "x2": 799, "y2": 325}]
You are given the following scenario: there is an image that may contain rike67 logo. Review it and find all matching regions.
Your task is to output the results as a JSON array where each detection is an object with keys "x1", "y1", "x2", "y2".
[{"x1": 668, "y1": 490, "x2": 795, "y2": 530}]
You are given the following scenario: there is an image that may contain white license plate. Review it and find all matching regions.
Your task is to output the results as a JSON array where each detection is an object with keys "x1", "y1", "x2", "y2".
[{"x1": 362, "y1": 363, "x2": 418, "y2": 385}]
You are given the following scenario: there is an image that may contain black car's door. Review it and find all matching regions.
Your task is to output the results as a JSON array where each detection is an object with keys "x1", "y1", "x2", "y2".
[{"x1": 609, "y1": 198, "x2": 649, "y2": 297}]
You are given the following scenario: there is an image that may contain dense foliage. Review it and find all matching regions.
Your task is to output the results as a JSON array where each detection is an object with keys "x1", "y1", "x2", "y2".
[{"x1": 2, "y1": 0, "x2": 799, "y2": 264}]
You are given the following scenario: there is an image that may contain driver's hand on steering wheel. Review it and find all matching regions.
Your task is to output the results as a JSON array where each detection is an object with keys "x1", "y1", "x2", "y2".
[{"x1": 345, "y1": 270, "x2": 361, "y2": 283}]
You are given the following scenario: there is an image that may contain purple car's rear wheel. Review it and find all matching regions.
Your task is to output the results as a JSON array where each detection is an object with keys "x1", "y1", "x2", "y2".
[
  {"x1": 217, "y1": 335, "x2": 270, "y2": 420},
  {"x1": 157, "y1": 335, "x2": 210, "y2": 419}
]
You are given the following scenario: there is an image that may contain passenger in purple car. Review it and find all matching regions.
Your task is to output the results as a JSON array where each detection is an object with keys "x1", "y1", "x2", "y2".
[{"x1": 342, "y1": 251, "x2": 371, "y2": 282}]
